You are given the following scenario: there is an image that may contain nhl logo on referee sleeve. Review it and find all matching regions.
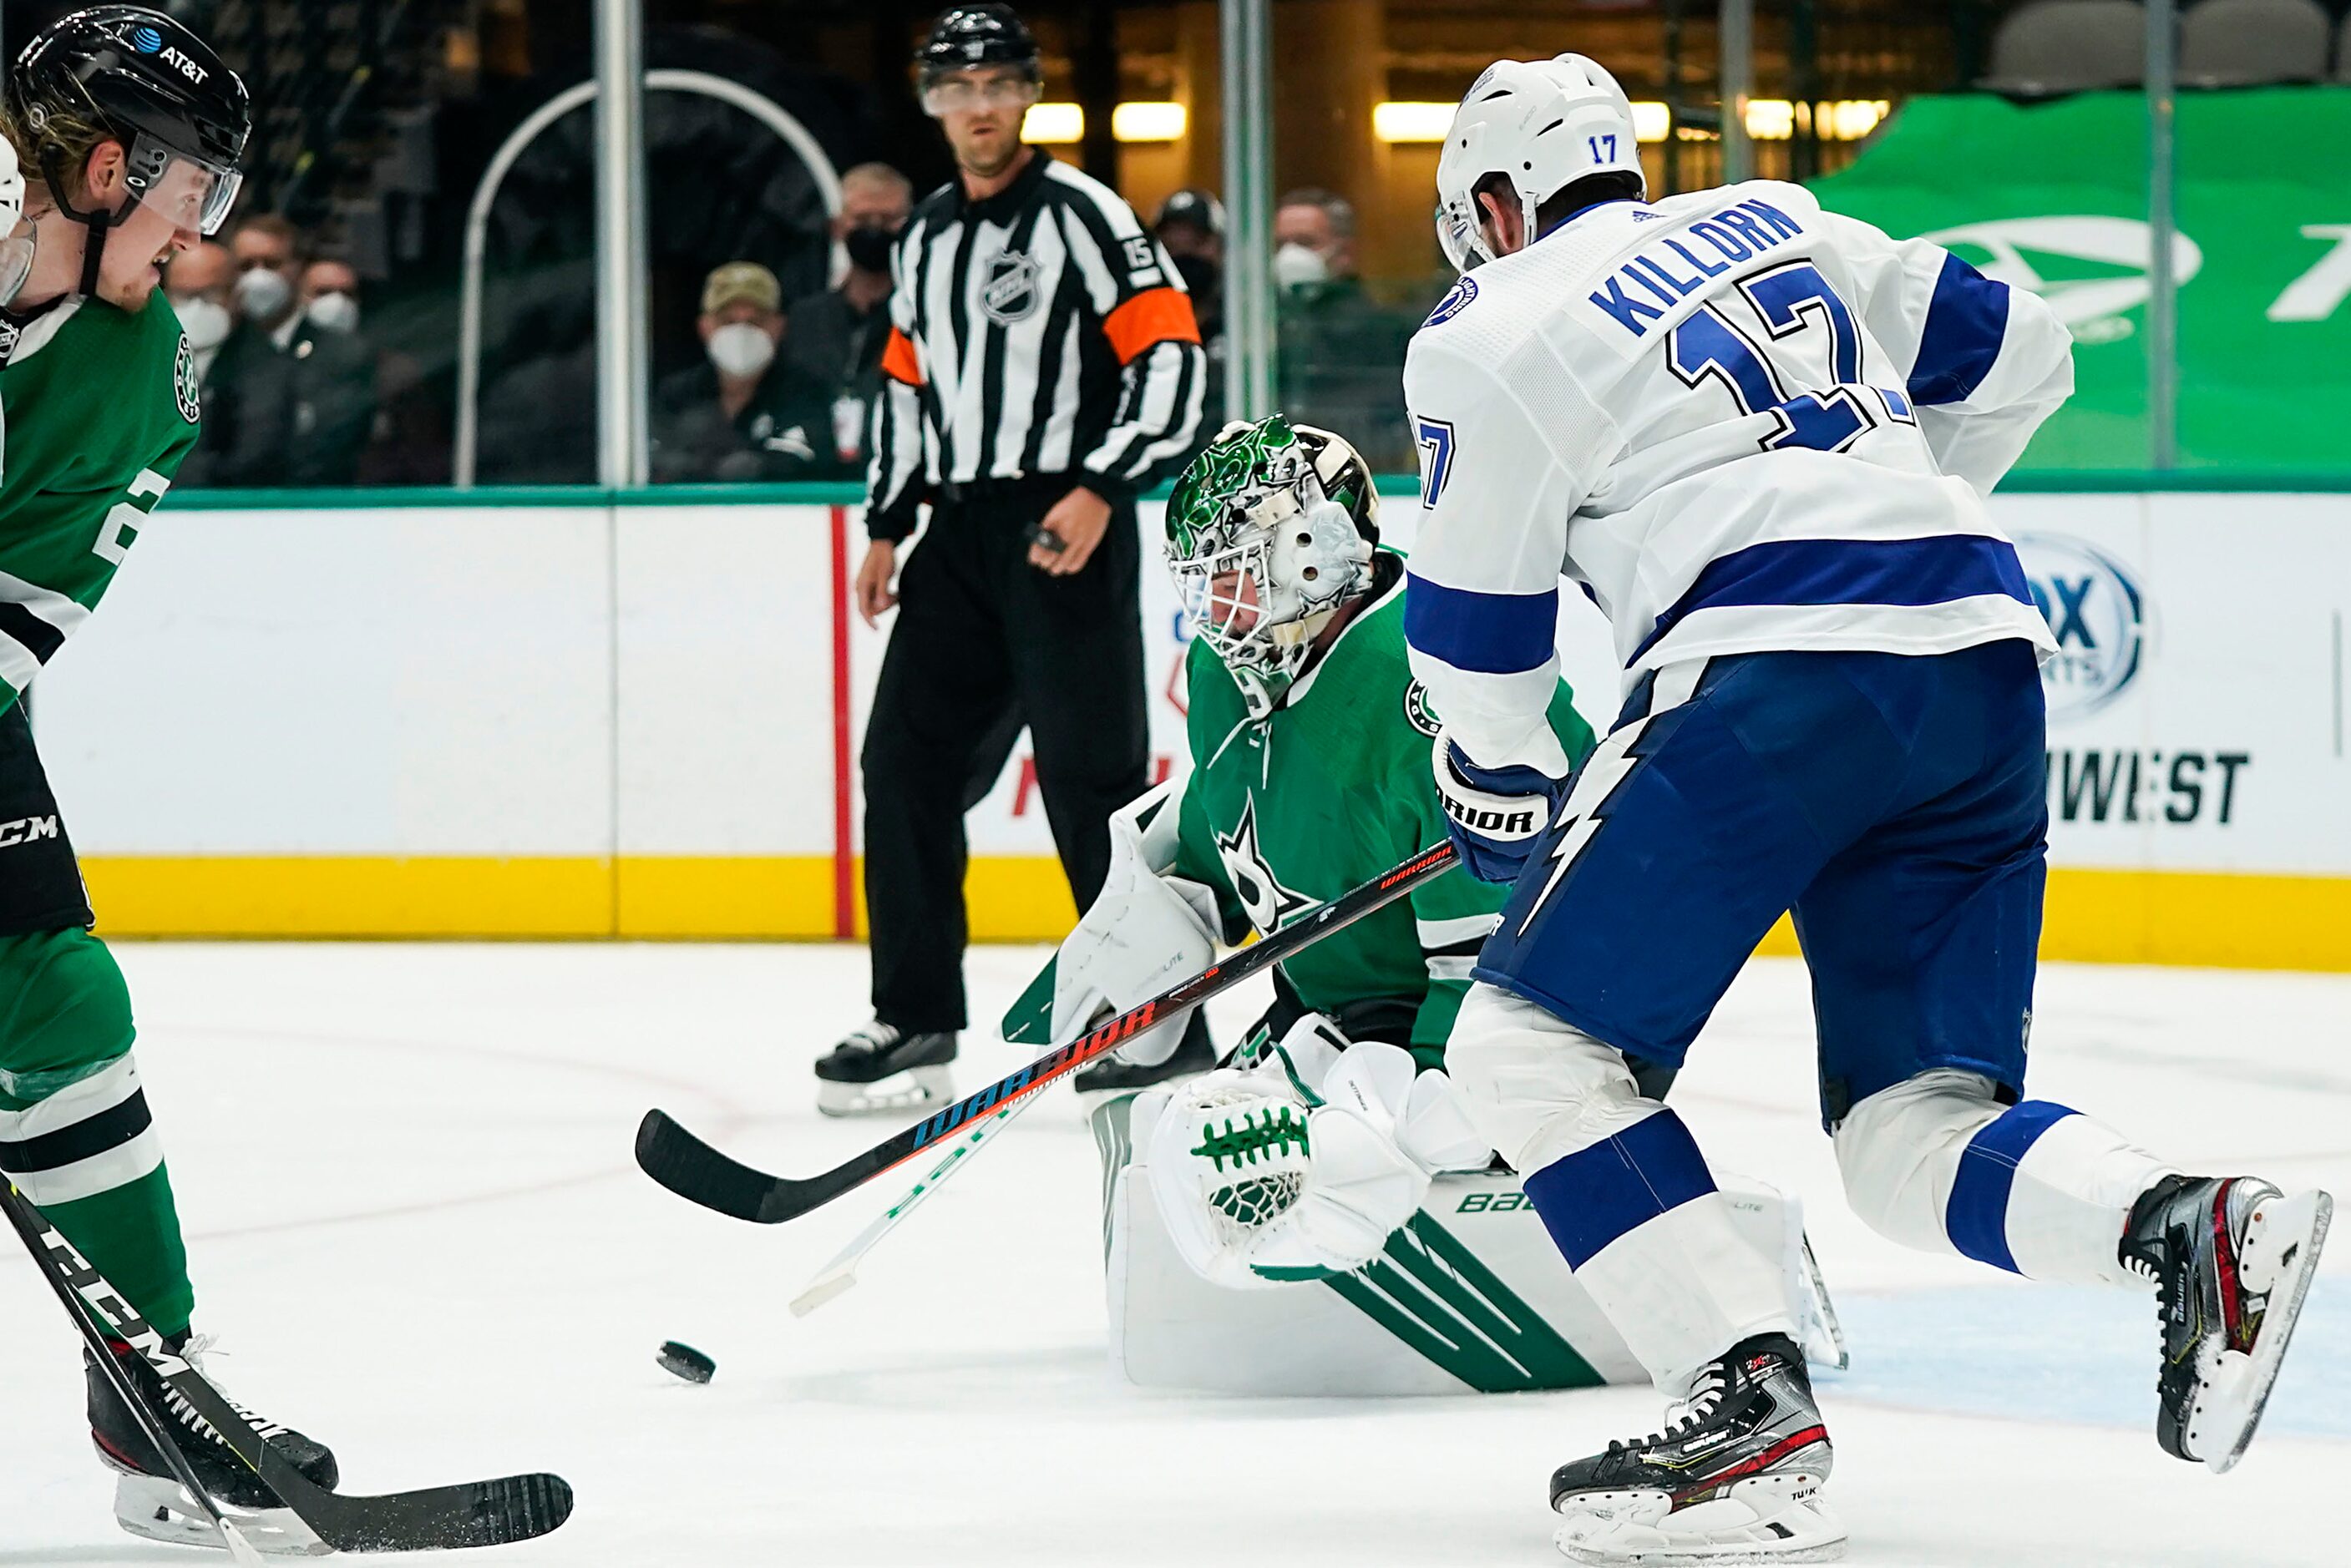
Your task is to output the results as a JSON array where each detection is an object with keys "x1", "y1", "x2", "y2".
[
  {"x1": 980, "y1": 250, "x2": 1041, "y2": 325},
  {"x1": 173, "y1": 332, "x2": 200, "y2": 423}
]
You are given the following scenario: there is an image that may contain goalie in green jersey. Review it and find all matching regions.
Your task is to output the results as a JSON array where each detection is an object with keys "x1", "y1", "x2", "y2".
[
  {"x1": 1008, "y1": 415, "x2": 1842, "y2": 1393},
  {"x1": 0, "y1": 8, "x2": 339, "y2": 1550}
]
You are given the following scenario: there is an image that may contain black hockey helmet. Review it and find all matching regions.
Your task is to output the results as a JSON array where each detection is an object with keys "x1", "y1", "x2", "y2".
[
  {"x1": 915, "y1": 4, "x2": 1041, "y2": 87},
  {"x1": 12, "y1": 6, "x2": 251, "y2": 259}
]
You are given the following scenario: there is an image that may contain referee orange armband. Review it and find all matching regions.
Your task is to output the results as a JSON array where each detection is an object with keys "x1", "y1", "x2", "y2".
[
  {"x1": 880, "y1": 326, "x2": 924, "y2": 387},
  {"x1": 1102, "y1": 286, "x2": 1202, "y2": 366}
]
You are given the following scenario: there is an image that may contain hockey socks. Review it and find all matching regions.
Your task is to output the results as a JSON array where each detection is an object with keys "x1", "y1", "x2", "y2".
[{"x1": 1, "y1": 928, "x2": 196, "y2": 1337}]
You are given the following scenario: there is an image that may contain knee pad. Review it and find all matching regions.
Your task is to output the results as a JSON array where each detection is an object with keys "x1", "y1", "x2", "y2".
[
  {"x1": 0, "y1": 928, "x2": 135, "y2": 1100},
  {"x1": 1447, "y1": 984, "x2": 1652, "y2": 1175},
  {"x1": 1832, "y1": 1069, "x2": 2004, "y2": 1252}
]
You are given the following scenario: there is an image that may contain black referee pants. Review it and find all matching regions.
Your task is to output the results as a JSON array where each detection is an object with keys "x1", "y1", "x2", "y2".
[{"x1": 862, "y1": 481, "x2": 1150, "y2": 1032}]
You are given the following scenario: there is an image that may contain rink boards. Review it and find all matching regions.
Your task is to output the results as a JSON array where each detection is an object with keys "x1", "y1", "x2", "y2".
[{"x1": 26, "y1": 482, "x2": 2351, "y2": 969}]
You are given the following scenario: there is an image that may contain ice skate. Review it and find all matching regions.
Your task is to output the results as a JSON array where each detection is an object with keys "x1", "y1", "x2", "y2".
[
  {"x1": 2119, "y1": 1173, "x2": 2332, "y2": 1473},
  {"x1": 1548, "y1": 1333, "x2": 1842, "y2": 1565},
  {"x1": 813, "y1": 1021, "x2": 957, "y2": 1117},
  {"x1": 89, "y1": 1332, "x2": 338, "y2": 1555}
]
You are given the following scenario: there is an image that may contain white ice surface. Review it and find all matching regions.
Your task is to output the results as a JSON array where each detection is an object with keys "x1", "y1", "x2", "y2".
[{"x1": 2, "y1": 943, "x2": 2344, "y2": 1567}]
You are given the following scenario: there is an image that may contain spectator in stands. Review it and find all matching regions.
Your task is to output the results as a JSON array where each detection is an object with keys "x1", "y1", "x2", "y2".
[
  {"x1": 163, "y1": 241, "x2": 233, "y2": 382},
  {"x1": 1272, "y1": 187, "x2": 1414, "y2": 472},
  {"x1": 783, "y1": 164, "x2": 915, "y2": 472},
  {"x1": 228, "y1": 214, "x2": 301, "y2": 329},
  {"x1": 176, "y1": 218, "x2": 304, "y2": 486},
  {"x1": 282, "y1": 256, "x2": 378, "y2": 486},
  {"x1": 1154, "y1": 187, "x2": 1225, "y2": 432},
  {"x1": 652, "y1": 260, "x2": 844, "y2": 483}
]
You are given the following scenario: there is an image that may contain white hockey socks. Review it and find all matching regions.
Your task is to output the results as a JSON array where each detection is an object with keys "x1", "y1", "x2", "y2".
[{"x1": 1834, "y1": 1069, "x2": 2175, "y2": 1287}]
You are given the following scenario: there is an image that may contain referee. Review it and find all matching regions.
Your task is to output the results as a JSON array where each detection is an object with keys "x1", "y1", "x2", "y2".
[{"x1": 816, "y1": 3, "x2": 1208, "y2": 1115}]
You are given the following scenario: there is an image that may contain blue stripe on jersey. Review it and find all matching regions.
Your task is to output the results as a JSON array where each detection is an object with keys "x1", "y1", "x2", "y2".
[
  {"x1": 1945, "y1": 1100, "x2": 2080, "y2": 1273},
  {"x1": 1404, "y1": 572, "x2": 1558, "y2": 675},
  {"x1": 1629, "y1": 534, "x2": 2034, "y2": 665},
  {"x1": 1522, "y1": 1109, "x2": 1717, "y2": 1270},
  {"x1": 1908, "y1": 252, "x2": 2010, "y2": 407}
]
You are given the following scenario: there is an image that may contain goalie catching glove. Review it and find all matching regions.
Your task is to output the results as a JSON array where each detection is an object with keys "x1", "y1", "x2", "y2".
[{"x1": 1137, "y1": 1016, "x2": 1492, "y2": 1288}]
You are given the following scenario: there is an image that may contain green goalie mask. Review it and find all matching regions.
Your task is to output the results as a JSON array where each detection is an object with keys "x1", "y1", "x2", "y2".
[{"x1": 1163, "y1": 415, "x2": 1379, "y2": 719}]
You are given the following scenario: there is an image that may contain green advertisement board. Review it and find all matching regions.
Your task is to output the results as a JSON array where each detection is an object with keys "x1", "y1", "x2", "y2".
[{"x1": 1809, "y1": 89, "x2": 2351, "y2": 473}]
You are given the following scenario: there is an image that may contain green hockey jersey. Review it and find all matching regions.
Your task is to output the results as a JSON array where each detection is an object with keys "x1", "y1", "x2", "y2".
[
  {"x1": 0, "y1": 294, "x2": 200, "y2": 715},
  {"x1": 1172, "y1": 554, "x2": 1595, "y2": 1064}
]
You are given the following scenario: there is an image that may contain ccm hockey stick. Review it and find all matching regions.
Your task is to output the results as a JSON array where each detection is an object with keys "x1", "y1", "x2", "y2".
[
  {"x1": 636, "y1": 840, "x2": 1460, "y2": 1225},
  {"x1": 1, "y1": 1183, "x2": 575, "y2": 1554},
  {"x1": 788, "y1": 1097, "x2": 1033, "y2": 1316},
  {"x1": 3, "y1": 1181, "x2": 270, "y2": 1565}
]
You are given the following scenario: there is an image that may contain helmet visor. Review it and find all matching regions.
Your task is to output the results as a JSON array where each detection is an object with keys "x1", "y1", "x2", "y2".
[
  {"x1": 126, "y1": 137, "x2": 243, "y2": 236},
  {"x1": 1435, "y1": 194, "x2": 1484, "y2": 273}
]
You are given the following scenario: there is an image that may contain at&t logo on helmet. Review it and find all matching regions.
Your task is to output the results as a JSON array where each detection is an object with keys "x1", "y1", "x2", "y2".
[{"x1": 2012, "y1": 532, "x2": 2146, "y2": 720}]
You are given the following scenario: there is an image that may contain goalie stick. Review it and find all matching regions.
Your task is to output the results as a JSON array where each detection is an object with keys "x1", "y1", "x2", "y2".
[
  {"x1": 1, "y1": 1183, "x2": 575, "y2": 1554},
  {"x1": 637, "y1": 840, "x2": 1462, "y2": 1226}
]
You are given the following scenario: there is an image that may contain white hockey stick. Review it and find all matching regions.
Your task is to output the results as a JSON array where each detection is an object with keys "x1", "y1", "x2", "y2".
[{"x1": 788, "y1": 1095, "x2": 1035, "y2": 1316}]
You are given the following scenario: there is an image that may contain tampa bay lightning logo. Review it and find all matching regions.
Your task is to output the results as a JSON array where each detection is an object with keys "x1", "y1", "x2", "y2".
[
  {"x1": 1424, "y1": 274, "x2": 1477, "y2": 328},
  {"x1": 132, "y1": 25, "x2": 165, "y2": 53}
]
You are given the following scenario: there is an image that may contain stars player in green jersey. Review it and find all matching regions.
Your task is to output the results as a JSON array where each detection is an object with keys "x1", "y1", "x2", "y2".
[
  {"x1": 0, "y1": 8, "x2": 339, "y2": 1550},
  {"x1": 1007, "y1": 417, "x2": 1841, "y2": 1390}
]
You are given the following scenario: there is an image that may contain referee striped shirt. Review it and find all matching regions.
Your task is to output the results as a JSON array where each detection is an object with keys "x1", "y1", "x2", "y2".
[{"x1": 865, "y1": 149, "x2": 1208, "y2": 540}]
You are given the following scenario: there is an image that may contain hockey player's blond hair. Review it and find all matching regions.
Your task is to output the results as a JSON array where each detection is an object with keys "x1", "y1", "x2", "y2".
[{"x1": 0, "y1": 98, "x2": 120, "y2": 211}]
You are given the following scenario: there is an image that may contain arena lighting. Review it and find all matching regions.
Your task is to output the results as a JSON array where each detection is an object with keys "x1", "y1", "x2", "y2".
[
  {"x1": 1112, "y1": 101, "x2": 1187, "y2": 142},
  {"x1": 1741, "y1": 99, "x2": 1892, "y2": 141},
  {"x1": 1021, "y1": 101, "x2": 1084, "y2": 143},
  {"x1": 1371, "y1": 101, "x2": 1453, "y2": 143},
  {"x1": 1629, "y1": 100, "x2": 1672, "y2": 142}
]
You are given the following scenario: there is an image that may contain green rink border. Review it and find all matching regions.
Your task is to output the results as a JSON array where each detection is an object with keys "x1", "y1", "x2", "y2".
[{"x1": 158, "y1": 470, "x2": 2351, "y2": 512}]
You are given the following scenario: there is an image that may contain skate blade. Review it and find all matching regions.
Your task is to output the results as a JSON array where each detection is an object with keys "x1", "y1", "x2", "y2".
[
  {"x1": 2201, "y1": 1188, "x2": 2332, "y2": 1474},
  {"x1": 1553, "y1": 1477, "x2": 1845, "y2": 1565},
  {"x1": 114, "y1": 1473, "x2": 329, "y2": 1557},
  {"x1": 816, "y1": 1064, "x2": 954, "y2": 1118}
]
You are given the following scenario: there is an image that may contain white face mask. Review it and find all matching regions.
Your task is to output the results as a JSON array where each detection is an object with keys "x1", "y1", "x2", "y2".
[
  {"x1": 706, "y1": 320, "x2": 776, "y2": 379},
  {"x1": 305, "y1": 291, "x2": 359, "y2": 335},
  {"x1": 1272, "y1": 242, "x2": 1330, "y2": 291},
  {"x1": 174, "y1": 295, "x2": 231, "y2": 352},
  {"x1": 234, "y1": 265, "x2": 291, "y2": 322}
]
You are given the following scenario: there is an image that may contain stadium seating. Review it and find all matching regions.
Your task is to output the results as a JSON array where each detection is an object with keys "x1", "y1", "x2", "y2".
[
  {"x1": 2179, "y1": 0, "x2": 2331, "y2": 85},
  {"x1": 1980, "y1": 0, "x2": 2146, "y2": 95}
]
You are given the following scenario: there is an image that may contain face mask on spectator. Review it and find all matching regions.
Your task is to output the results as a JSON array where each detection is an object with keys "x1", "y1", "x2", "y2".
[
  {"x1": 306, "y1": 291, "x2": 360, "y2": 334},
  {"x1": 175, "y1": 296, "x2": 231, "y2": 352},
  {"x1": 844, "y1": 224, "x2": 899, "y2": 275},
  {"x1": 707, "y1": 321, "x2": 776, "y2": 379},
  {"x1": 235, "y1": 265, "x2": 291, "y2": 321},
  {"x1": 1272, "y1": 242, "x2": 1329, "y2": 291}
]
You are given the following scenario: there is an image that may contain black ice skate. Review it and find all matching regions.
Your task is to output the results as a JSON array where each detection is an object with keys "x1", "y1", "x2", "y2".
[
  {"x1": 814, "y1": 1021, "x2": 957, "y2": 1117},
  {"x1": 89, "y1": 1330, "x2": 339, "y2": 1555},
  {"x1": 2119, "y1": 1173, "x2": 2331, "y2": 1473},
  {"x1": 1548, "y1": 1333, "x2": 1843, "y2": 1565}
]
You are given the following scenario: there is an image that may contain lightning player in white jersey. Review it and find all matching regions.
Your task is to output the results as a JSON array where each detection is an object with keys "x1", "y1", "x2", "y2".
[{"x1": 1401, "y1": 56, "x2": 2333, "y2": 1564}]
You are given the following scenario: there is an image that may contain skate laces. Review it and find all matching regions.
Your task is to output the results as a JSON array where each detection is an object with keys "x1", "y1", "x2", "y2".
[
  {"x1": 1611, "y1": 1364, "x2": 1730, "y2": 1455},
  {"x1": 844, "y1": 1021, "x2": 903, "y2": 1052}
]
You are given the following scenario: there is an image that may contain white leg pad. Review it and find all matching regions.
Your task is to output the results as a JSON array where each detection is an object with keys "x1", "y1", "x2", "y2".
[{"x1": 1834, "y1": 1069, "x2": 2173, "y2": 1287}]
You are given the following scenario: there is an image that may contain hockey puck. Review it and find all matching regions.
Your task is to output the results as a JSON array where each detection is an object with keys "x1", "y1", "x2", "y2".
[{"x1": 656, "y1": 1341, "x2": 715, "y2": 1383}]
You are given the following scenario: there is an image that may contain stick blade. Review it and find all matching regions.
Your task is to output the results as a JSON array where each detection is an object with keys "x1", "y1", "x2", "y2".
[
  {"x1": 313, "y1": 1472, "x2": 576, "y2": 1553},
  {"x1": 789, "y1": 1269, "x2": 859, "y2": 1318},
  {"x1": 635, "y1": 1110, "x2": 782, "y2": 1223}
]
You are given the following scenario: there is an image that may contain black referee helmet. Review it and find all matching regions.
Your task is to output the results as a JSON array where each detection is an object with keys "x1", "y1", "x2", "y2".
[{"x1": 915, "y1": 4, "x2": 1041, "y2": 86}]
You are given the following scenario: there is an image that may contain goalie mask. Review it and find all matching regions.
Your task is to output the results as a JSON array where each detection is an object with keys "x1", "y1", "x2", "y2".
[{"x1": 1163, "y1": 415, "x2": 1379, "y2": 721}]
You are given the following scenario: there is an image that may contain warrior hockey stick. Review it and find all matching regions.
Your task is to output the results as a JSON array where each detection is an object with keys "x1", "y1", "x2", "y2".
[
  {"x1": 788, "y1": 1097, "x2": 1032, "y2": 1317},
  {"x1": 637, "y1": 840, "x2": 1462, "y2": 1225},
  {"x1": 1, "y1": 1183, "x2": 575, "y2": 1554},
  {"x1": 3, "y1": 1181, "x2": 271, "y2": 1565}
]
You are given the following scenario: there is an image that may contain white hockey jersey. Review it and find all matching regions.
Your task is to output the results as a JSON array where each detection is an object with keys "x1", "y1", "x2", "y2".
[{"x1": 1400, "y1": 179, "x2": 2071, "y2": 776}]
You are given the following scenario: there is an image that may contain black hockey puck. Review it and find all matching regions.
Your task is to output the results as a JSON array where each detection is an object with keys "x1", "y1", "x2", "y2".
[{"x1": 656, "y1": 1341, "x2": 715, "y2": 1383}]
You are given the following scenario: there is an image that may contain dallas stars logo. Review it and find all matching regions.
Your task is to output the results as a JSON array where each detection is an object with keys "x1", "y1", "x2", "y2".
[{"x1": 1215, "y1": 795, "x2": 1313, "y2": 936}]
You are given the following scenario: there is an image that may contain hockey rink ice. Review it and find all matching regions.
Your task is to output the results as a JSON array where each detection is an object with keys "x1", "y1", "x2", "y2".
[{"x1": 3, "y1": 942, "x2": 2344, "y2": 1568}]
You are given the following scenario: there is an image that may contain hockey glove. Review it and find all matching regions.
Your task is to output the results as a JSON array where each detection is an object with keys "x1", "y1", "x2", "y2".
[
  {"x1": 1431, "y1": 724, "x2": 1568, "y2": 884},
  {"x1": 1141, "y1": 1021, "x2": 1493, "y2": 1288}
]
